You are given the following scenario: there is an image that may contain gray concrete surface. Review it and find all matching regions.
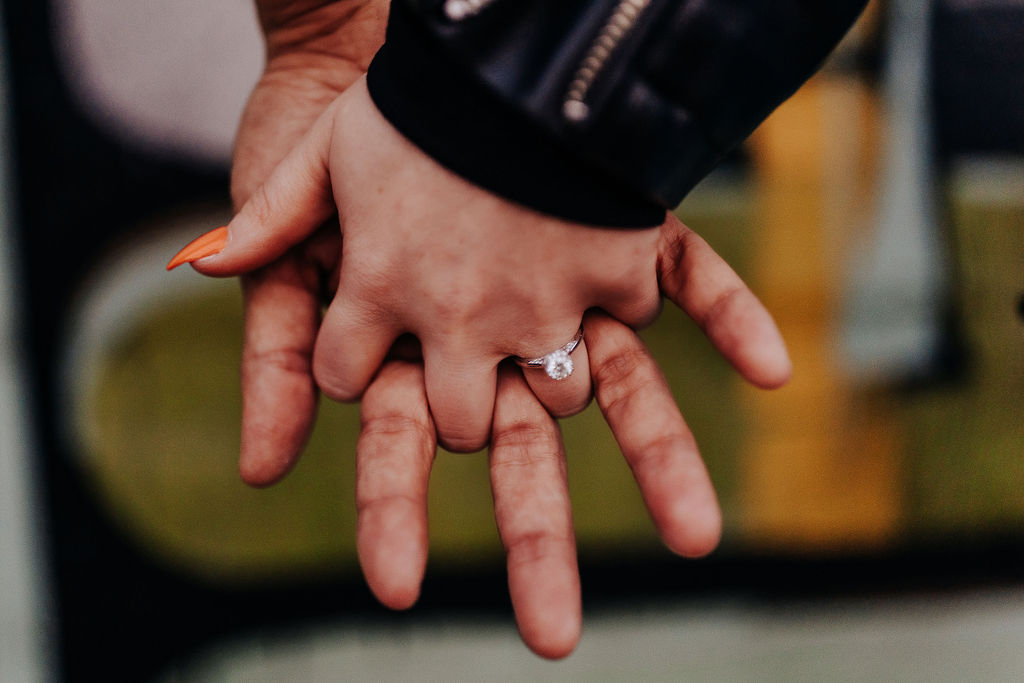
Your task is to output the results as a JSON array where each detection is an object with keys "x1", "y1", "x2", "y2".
[{"x1": 164, "y1": 590, "x2": 1024, "y2": 682}]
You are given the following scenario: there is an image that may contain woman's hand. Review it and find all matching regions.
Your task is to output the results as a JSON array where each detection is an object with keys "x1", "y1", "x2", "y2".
[{"x1": 196, "y1": 77, "x2": 662, "y2": 452}]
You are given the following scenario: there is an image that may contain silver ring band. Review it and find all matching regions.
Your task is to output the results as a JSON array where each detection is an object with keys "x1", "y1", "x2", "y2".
[{"x1": 514, "y1": 325, "x2": 584, "y2": 381}]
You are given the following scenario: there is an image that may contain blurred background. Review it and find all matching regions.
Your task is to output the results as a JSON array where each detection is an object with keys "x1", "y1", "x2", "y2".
[{"x1": 1, "y1": 0, "x2": 1022, "y2": 680}]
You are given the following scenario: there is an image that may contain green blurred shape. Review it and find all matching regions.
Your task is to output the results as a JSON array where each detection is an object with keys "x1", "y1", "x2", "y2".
[{"x1": 903, "y1": 175, "x2": 1024, "y2": 536}]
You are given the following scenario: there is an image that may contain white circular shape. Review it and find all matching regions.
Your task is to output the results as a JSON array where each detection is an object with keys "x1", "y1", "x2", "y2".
[
  {"x1": 543, "y1": 350, "x2": 574, "y2": 381},
  {"x1": 563, "y1": 99, "x2": 590, "y2": 122},
  {"x1": 444, "y1": 0, "x2": 474, "y2": 20}
]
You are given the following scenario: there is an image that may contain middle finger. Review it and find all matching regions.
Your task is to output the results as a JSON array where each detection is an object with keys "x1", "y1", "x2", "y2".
[{"x1": 491, "y1": 363, "x2": 581, "y2": 659}]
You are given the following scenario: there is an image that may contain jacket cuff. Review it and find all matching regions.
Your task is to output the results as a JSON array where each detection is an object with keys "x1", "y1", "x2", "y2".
[{"x1": 366, "y1": 0, "x2": 666, "y2": 228}]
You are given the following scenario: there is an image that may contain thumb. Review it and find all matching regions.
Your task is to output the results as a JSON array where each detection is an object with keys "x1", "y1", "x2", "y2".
[{"x1": 168, "y1": 104, "x2": 338, "y2": 276}]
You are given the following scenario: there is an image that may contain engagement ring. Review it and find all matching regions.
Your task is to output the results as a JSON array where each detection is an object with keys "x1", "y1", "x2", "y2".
[{"x1": 514, "y1": 325, "x2": 584, "y2": 381}]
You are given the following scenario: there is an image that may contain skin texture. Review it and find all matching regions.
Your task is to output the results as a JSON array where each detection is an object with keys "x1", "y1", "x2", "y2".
[
  {"x1": 200, "y1": 77, "x2": 661, "y2": 452},
  {"x1": 198, "y1": 0, "x2": 791, "y2": 660}
]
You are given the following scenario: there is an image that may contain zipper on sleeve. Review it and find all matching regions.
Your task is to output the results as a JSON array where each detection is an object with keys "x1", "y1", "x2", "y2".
[
  {"x1": 443, "y1": 0, "x2": 497, "y2": 21},
  {"x1": 563, "y1": 0, "x2": 652, "y2": 123}
]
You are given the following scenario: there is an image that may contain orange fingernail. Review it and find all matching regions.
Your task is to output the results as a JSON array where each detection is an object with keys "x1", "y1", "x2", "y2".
[{"x1": 166, "y1": 226, "x2": 228, "y2": 270}]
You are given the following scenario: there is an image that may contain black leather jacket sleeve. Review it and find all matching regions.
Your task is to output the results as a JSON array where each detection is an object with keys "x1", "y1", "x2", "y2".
[{"x1": 367, "y1": 0, "x2": 868, "y2": 227}]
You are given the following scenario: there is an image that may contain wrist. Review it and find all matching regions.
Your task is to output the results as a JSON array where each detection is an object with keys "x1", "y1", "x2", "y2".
[
  {"x1": 256, "y1": 0, "x2": 385, "y2": 70},
  {"x1": 366, "y1": 1, "x2": 665, "y2": 229}
]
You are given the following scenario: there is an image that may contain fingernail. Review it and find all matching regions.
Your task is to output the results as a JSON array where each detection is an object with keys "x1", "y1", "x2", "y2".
[{"x1": 166, "y1": 226, "x2": 228, "y2": 270}]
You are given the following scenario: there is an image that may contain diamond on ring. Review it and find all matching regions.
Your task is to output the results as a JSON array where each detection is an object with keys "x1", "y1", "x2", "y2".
[
  {"x1": 544, "y1": 349, "x2": 574, "y2": 381},
  {"x1": 514, "y1": 325, "x2": 584, "y2": 381}
]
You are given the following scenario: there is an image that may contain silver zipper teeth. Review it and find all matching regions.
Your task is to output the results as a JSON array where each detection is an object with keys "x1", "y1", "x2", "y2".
[
  {"x1": 443, "y1": 0, "x2": 497, "y2": 21},
  {"x1": 563, "y1": 0, "x2": 652, "y2": 122}
]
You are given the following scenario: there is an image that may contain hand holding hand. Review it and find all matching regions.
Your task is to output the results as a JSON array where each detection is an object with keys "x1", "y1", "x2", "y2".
[
  {"x1": 173, "y1": 0, "x2": 791, "y2": 660},
  {"x1": 192, "y1": 76, "x2": 662, "y2": 452}
]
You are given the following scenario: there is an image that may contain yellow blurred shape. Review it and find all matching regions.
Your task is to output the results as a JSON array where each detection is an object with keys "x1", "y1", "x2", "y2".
[{"x1": 736, "y1": 73, "x2": 903, "y2": 551}]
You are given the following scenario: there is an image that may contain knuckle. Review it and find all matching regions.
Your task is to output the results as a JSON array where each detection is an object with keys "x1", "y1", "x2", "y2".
[
  {"x1": 246, "y1": 184, "x2": 276, "y2": 228},
  {"x1": 702, "y1": 286, "x2": 746, "y2": 330},
  {"x1": 504, "y1": 530, "x2": 572, "y2": 567},
  {"x1": 428, "y1": 297, "x2": 470, "y2": 328},
  {"x1": 658, "y1": 227, "x2": 688, "y2": 271},
  {"x1": 340, "y1": 256, "x2": 399, "y2": 307},
  {"x1": 425, "y1": 277, "x2": 489, "y2": 328},
  {"x1": 355, "y1": 490, "x2": 422, "y2": 516},
  {"x1": 359, "y1": 412, "x2": 435, "y2": 449},
  {"x1": 243, "y1": 346, "x2": 311, "y2": 379},
  {"x1": 658, "y1": 227, "x2": 697, "y2": 300},
  {"x1": 592, "y1": 346, "x2": 659, "y2": 416},
  {"x1": 491, "y1": 420, "x2": 560, "y2": 467},
  {"x1": 630, "y1": 432, "x2": 694, "y2": 473},
  {"x1": 348, "y1": 263, "x2": 389, "y2": 298},
  {"x1": 592, "y1": 344, "x2": 649, "y2": 389}
]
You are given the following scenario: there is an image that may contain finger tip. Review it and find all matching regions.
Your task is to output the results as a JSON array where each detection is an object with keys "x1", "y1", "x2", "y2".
[
  {"x1": 166, "y1": 226, "x2": 228, "y2": 271},
  {"x1": 510, "y1": 563, "x2": 582, "y2": 660},
  {"x1": 529, "y1": 638, "x2": 579, "y2": 661},
  {"x1": 662, "y1": 502, "x2": 723, "y2": 559},
  {"x1": 546, "y1": 395, "x2": 593, "y2": 420},
  {"x1": 358, "y1": 525, "x2": 428, "y2": 612},
  {"x1": 238, "y1": 459, "x2": 285, "y2": 488},
  {"x1": 767, "y1": 360, "x2": 794, "y2": 390},
  {"x1": 522, "y1": 617, "x2": 581, "y2": 661},
  {"x1": 735, "y1": 317, "x2": 793, "y2": 390},
  {"x1": 373, "y1": 583, "x2": 422, "y2": 612},
  {"x1": 312, "y1": 358, "x2": 368, "y2": 403},
  {"x1": 238, "y1": 439, "x2": 302, "y2": 488},
  {"x1": 666, "y1": 530, "x2": 721, "y2": 560},
  {"x1": 427, "y1": 376, "x2": 495, "y2": 453},
  {"x1": 364, "y1": 566, "x2": 424, "y2": 612},
  {"x1": 315, "y1": 371, "x2": 364, "y2": 403},
  {"x1": 749, "y1": 352, "x2": 793, "y2": 390},
  {"x1": 436, "y1": 431, "x2": 489, "y2": 454}
]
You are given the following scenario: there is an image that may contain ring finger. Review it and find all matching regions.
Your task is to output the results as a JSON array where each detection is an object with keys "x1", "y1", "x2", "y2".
[{"x1": 516, "y1": 323, "x2": 592, "y2": 419}]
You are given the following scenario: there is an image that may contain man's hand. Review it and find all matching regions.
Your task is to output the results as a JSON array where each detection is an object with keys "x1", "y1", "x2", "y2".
[
  {"x1": 351, "y1": 216, "x2": 790, "y2": 659},
  {"x1": 229, "y1": 0, "x2": 386, "y2": 486},
  {"x1": 232, "y1": 1, "x2": 386, "y2": 204}
]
